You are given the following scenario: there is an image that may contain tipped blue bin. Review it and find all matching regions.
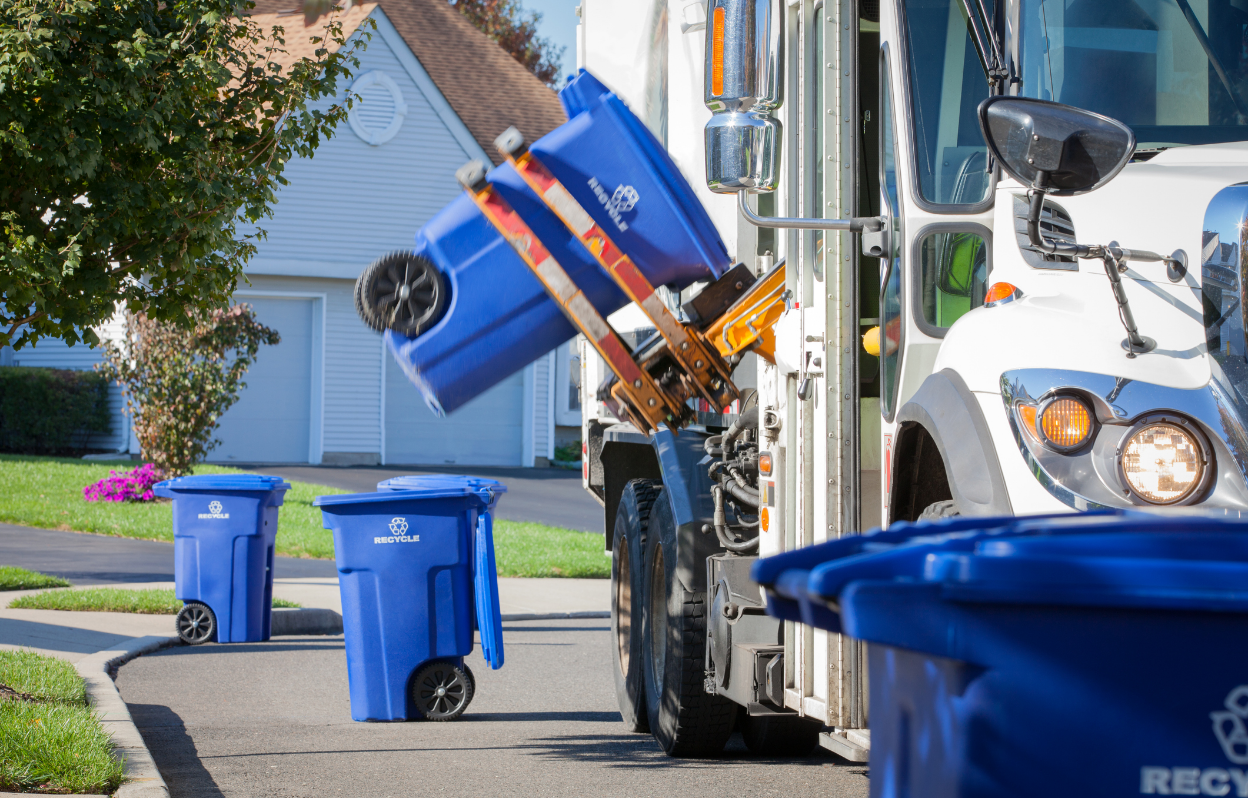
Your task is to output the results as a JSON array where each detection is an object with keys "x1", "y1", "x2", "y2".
[
  {"x1": 753, "y1": 511, "x2": 1248, "y2": 798},
  {"x1": 314, "y1": 479, "x2": 504, "y2": 722},
  {"x1": 154, "y1": 474, "x2": 290, "y2": 644},
  {"x1": 385, "y1": 69, "x2": 730, "y2": 416}
]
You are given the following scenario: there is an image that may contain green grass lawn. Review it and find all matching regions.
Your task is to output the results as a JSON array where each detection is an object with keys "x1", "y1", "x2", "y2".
[
  {"x1": 0, "y1": 650, "x2": 125, "y2": 794},
  {"x1": 0, "y1": 455, "x2": 608, "y2": 578},
  {"x1": 8, "y1": 588, "x2": 301, "y2": 614},
  {"x1": 0, "y1": 567, "x2": 70, "y2": 592}
]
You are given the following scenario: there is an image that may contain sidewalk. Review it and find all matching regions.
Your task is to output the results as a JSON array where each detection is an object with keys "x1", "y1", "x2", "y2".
[{"x1": 0, "y1": 577, "x2": 609, "y2": 662}]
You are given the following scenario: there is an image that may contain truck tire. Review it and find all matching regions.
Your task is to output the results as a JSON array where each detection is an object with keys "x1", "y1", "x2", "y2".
[
  {"x1": 740, "y1": 714, "x2": 823, "y2": 756},
  {"x1": 612, "y1": 479, "x2": 661, "y2": 734},
  {"x1": 641, "y1": 496, "x2": 737, "y2": 757},
  {"x1": 918, "y1": 499, "x2": 960, "y2": 520}
]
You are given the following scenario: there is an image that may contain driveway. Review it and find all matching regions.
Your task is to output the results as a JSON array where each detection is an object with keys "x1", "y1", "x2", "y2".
[
  {"x1": 256, "y1": 464, "x2": 604, "y2": 532},
  {"x1": 117, "y1": 621, "x2": 869, "y2": 798}
]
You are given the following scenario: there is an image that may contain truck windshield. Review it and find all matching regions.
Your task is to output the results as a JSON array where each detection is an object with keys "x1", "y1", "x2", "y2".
[{"x1": 1018, "y1": 0, "x2": 1248, "y2": 149}]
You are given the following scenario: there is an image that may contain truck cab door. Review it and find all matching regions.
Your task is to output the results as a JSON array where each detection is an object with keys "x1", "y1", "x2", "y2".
[{"x1": 877, "y1": 0, "x2": 998, "y2": 524}]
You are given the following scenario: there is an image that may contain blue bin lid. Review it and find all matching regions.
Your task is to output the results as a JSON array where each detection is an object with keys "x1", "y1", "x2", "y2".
[
  {"x1": 154, "y1": 474, "x2": 290, "y2": 495},
  {"x1": 753, "y1": 511, "x2": 1248, "y2": 632},
  {"x1": 312, "y1": 487, "x2": 495, "y2": 507},
  {"x1": 376, "y1": 475, "x2": 507, "y2": 493}
]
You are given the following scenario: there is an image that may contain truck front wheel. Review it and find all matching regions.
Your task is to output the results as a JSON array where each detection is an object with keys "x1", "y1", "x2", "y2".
[
  {"x1": 611, "y1": 479, "x2": 660, "y2": 733},
  {"x1": 641, "y1": 497, "x2": 737, "y2": 757}
]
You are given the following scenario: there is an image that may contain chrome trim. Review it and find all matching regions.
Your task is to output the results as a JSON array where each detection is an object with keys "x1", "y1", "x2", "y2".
[
  {"x1": 737, "y1": 191, "x2": 883, "y2": 231},
  {"x1": 706, "y1": 114, "x2": 780, "y2": 192},
  {"x1": 1001, "y1": 369, "x2": 1248, "y2": 512}
]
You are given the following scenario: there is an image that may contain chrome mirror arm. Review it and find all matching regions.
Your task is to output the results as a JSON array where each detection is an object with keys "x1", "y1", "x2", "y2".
[{"x1": 737, "y1": 190, "x2": 883, "y2": 232}]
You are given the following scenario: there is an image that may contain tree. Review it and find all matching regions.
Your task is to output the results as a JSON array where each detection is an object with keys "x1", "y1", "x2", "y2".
[
  {"x1": 0, "y1": 1, "x2": 369, "y2": 350},
  {"x1": 97, "y1": 304, "x2": 280, "y2": 476},
  {"x1": 454, "y1": 0, "x2": 565, "y2": 87}
]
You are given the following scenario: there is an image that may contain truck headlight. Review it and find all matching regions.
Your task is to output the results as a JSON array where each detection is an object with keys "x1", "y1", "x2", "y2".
[{"x1": 1118, "y1": 417, "x2": 1209, "y2": 505}]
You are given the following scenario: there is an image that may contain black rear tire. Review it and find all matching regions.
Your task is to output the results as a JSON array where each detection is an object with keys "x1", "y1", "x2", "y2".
[
  {"x1": 175, "y1": 602, "x2": 216, "y2": 645},
  {"x1": 740, "y1": 714, "x2": 823, "y2": 756},
  {"x1": 918, "y1": 499, "x2": 960, "y2": 521},
  {"x1": 612, "y1": 480, "x2": 661, "y2": 733},
  {"x1": 356, "y1": 251, "x2": 448, "y2": 337},
  {"x1": 641, "y1": 496, "x2": 737, "y2": 757}
]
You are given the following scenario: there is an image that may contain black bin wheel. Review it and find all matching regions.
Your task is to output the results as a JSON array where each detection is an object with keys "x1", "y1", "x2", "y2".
[
  {"x1": 355, "y1": 251, "x2": 448, "y2": 337},
  {"x1": 176, "y1": 602, "x2": 216, "y2": 645},
  {"x1": 412, "y1": 660, "x2": 474, "y2": 721}
]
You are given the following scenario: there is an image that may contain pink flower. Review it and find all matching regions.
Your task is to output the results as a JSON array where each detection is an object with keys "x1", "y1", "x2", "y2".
[{"x1": 83, "y1": 464, "x2": 163, "y2": 504}]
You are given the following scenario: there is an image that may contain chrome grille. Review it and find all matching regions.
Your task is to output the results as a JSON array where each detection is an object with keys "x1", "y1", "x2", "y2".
[{"x1": 1014, "y1": 194, "x2": 1078, "y2": 270}]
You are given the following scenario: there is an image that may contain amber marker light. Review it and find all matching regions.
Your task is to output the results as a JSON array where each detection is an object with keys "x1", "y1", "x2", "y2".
[
  {"x1": 711, "y1": 7, "x2": 726, "y2": 96},
  {"x1": 758, "y1": 452, "x2": 773, "y2": 476},
  {"x1": 760, "y1": 507, "x2": 770, "y2": 532},
  {"x1": 1017, "y1": 403, "x2": 1040, "y2": 441},
  {"x1": 1039, "y1": 397, "x2": 1093, "y2": 450},
  {"x1": 984, "y1": 282, "x2": 1021, "y2": 305}
]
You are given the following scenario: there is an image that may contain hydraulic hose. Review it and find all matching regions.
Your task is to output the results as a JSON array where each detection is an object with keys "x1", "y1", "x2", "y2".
[{"x1": 712, "y1": 485, "x2": 759, "y2": 553}]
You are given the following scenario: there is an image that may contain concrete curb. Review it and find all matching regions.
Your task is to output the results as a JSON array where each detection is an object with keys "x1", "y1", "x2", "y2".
[
  {"x1": 271, "y1": 607, "x2": 343, "y2": 636},
  {"x1": 501, "y1": 611, "x2": 609, "y2": 622},
  {"x1": 75, "y1": 635, "x2": 180, "y2": 798}
]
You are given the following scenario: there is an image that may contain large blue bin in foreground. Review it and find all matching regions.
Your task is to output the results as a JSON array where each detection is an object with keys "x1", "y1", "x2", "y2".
[
  {"x1": 154, "y1": 474, "x2": 290, "y2": 644},
  {"x1": 314, "y1": 478, "x2": 505, "y2": 722},
  {"x1": 754, "y1": 512, "x2": 1248, "y2": 798},
  {"x1": 386, "y1": 69, "x2": 730, "y2": 416}
]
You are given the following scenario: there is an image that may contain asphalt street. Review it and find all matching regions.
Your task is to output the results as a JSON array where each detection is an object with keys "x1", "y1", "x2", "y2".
[
  {"x1": 258, "y1": 465, "x2": 604, "y2": 533},
  {"x1": 117, "y1": 622, "x2": 870, "y2": 798},
  {"x1": 0, "y1": 523, "x2": 337, "y2": 584}
]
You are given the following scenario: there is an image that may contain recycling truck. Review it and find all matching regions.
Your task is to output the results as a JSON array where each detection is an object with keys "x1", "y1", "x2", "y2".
[
  {"x1": 356, "y1": 0, "x2": 1248, "y2": 762},
  {"x1": 570, "y1": 0, "x2": 1248, "y2": 761}
]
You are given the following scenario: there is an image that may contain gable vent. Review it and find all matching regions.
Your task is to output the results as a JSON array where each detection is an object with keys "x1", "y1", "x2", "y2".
[
  {"x1": 348, "y1": 71, "x2": 408, "y2": 146},
  {"x1": 1013, "y1": 194, "x2": 1078, "y2": 270}
]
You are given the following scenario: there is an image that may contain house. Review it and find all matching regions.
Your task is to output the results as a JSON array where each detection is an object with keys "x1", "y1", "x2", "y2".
[{"x1": 8, "y1": 0, "x2": 583, "y2": 467}]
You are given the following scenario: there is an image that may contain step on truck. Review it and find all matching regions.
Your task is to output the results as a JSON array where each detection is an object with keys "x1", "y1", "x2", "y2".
[{"x1": 573, "y1": 0, "x2": 1248, "y2": 761}]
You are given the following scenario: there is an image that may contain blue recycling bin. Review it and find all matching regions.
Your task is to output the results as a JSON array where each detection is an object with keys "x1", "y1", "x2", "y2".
[
  {"x1": 754, "y1": 512, "x2": 1248, "y2": 798},
  {"x1": 376, "y1": 474, "x2": 505, "y2": 511},
  {"x1": 385, "y1": 68, "x2": 730, "y2": 416},
  {"x1": 314, "y1": 479, "x2": 505, "y2": 722},
  {"x1": 153, "y1": 474, "x2": 290, "y2": 644}
]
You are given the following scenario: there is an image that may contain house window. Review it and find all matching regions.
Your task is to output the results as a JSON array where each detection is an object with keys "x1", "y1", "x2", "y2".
[{"x1": 555, "y1": 337, "x2": 582, "y2": 426}]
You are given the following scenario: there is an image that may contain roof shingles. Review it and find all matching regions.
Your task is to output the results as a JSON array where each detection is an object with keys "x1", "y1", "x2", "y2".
[{"x1": 248, "y1": 1, "x2": 567, "y2": 163}]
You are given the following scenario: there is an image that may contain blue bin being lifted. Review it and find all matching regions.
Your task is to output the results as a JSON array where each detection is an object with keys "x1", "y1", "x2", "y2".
[
  {"x1": 154, "y1": 474, "x2": 290, "y2": 644},
  {"x1": 385, "y1": 69, "x2": 730, "y2": 416},
  {"x1": 314, "y1": 478, "x2": 505, "y2": 722},
  {"x1": 753, "y1": 512, "x2": 1248, "y2": 798}
]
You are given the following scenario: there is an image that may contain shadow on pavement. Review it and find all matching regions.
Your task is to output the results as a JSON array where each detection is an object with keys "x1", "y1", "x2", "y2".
[
  {"x1": 501, "y1": 626, "x2": 611, "y2": 633},
  {"x1": 466, "y1": 710, "x2": 624, "y2": 723},
  {"x1": 127, "y1": 703, "x2": 227, "y2": 798},
  {"x1": 0, "y1": 617, "x2": 133, "y2": 655},
  {"x1": 515, "y1": 734, "x2": 842, "y2": 770},
  {"x1": 150, "y1": 641, "x2": 346, "y2": 656}
]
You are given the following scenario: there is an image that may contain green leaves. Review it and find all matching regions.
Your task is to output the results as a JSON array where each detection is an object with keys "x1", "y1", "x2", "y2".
[
  {"x1": 0, "y1": 0, "x2": 370, "y2": 349},
  {"x1": 97, "y1": 304, "x2": 280, "y2": 476}
]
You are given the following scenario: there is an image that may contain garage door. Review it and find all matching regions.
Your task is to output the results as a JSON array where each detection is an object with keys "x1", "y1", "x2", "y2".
[
  {"x1": 385, "y1": 363, "x2": 523, "y2": 466},
  {"x1": 209, "y1": 297, "x2": 314, "y2": 464}
]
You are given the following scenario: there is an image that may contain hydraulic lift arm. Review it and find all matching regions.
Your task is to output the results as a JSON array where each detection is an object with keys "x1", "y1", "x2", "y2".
[{"x1": 454, "y1": 128, "x2": 787, "y2": 436}]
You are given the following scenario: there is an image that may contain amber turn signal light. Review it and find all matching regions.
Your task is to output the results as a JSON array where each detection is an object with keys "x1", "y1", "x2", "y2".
[
  {"x1": 1017, "y1": 403, "x2": 1039, "y2": 441},
  {"x1": 758, "y1": 452, "x2": 773, "y2": 476},
  {"x1": 760, "y1": 507, "x2": 769, "y2": 532},
  {"x1": 1039, "y1": 397, "x2": 1093, "y2": 450}
]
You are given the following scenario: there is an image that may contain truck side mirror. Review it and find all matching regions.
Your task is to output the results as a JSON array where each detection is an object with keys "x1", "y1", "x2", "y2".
[
  {"x1": 977, "y1": 96, "x2": 1135, "y2": 196},
  {"x1": 704, "y1": 0, "x2": 782, "y2": 194}
]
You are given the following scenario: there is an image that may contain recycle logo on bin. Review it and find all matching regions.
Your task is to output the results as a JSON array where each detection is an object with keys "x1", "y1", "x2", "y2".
[
  {"x1": 389, "y1": 517, "x2": 408, "y2": 535},
  {"x1": 1212, "y1": 685, "x2": 1248, "y2": 763},
  {"x1": 610, "y1": 184, "x2": 639, "y2": 214},
  {"x1": 208, "y1": 501, "x2": 223, "y2": 514}
]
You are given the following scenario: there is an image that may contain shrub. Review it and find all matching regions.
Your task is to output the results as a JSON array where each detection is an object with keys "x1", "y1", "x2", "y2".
[
  {"x1": 98, "y1": 306, "x2": 280, "y2": 477},
  {"x1": 0, "y1": 367, "x2": 110, "y2": 455},
  {"x1": 83, "y1": 463, "x2": 161, "y2": 503}
]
